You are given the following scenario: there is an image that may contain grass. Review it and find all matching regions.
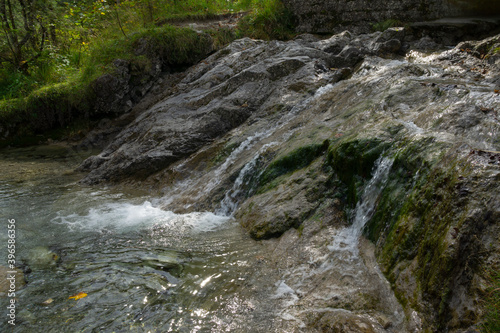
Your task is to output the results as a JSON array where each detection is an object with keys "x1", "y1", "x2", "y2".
[
  {"x1": 0, "y1": 24, "x2": 217, "y2": 146},
  {"x1": 0, "y1": 0, "x2": 297, "y2": 146},
  {"x1": 237, "y1": 0, "x2": 296, "y2": 40}
]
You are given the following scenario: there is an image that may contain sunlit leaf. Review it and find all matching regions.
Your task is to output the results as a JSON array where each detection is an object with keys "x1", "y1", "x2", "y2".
[{"x1": 68, "y1": 292, "x2": 88, "y2": 300}]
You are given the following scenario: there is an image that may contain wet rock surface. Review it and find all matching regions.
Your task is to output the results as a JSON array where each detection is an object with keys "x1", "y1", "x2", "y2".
[
  {"x1": 78, "y1": 29, "x2": 500, "y2": 331},
  {"x1": 79, "y1": 36, "x2": 349, "y2": 183}
]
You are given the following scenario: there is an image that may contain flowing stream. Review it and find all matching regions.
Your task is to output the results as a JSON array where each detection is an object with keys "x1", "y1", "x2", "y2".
[
  {"x1": 265, "y1": 156, "x2": 404, "y2": 331},
  {"x1": 0, "y1": 110, "x2": 406, "y2": 332},
  {"x1": 0, "y1": 146, "x2": 286, "y2": 332},
  {"x1": 0, "y1": 143, "x2": 404, "y2": 333}
]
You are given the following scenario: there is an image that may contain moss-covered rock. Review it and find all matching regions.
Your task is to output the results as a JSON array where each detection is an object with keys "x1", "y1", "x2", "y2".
[
  {"x1": 364, "y1": 142, "x2": 500, "y2": 330},
  {"x1": 326, "y1": 138, "x2": 390, "y2": 207},
  {"x1": 0, "y1": 25, "x2": 217, "y2": 147},
  {"x1": 258, "y1": 141, "x2": 328, "y2": 191},
  {"x1": 237, "y1": 156, "x2": 330, "y2": 240}
]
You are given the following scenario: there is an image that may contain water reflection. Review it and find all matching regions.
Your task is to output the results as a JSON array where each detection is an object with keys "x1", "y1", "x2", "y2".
[{"x1": 0, "y1": 146, "x2": 279, "y2": 332}]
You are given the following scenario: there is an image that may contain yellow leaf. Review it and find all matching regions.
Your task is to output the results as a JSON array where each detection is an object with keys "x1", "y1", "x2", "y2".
[{"x1": 68, "y1": 292, "x2": 87, "y2": 300}]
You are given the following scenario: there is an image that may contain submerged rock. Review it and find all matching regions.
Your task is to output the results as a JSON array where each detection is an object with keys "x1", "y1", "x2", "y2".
[{"x1": 26, "y1": 246, "x2": 60, "y2": 270}]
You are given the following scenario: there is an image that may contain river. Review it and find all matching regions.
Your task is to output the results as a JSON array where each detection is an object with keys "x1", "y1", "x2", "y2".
[{"x1": 0, "y1": 145, "x2": 293, "y2": 332}]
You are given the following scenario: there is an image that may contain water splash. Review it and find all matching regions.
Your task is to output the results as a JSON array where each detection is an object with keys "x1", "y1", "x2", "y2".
[
  {"x1": 328, "y1": 156, "x2": 394, "y2": 256},
  {"x1": 52, "y1": 201, "x2": 229, "y2": 233}
]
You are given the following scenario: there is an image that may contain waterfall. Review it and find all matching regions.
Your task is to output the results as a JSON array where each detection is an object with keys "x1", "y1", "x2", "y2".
[
  {"x1": 213, "y1": 85, "x2": 338, "y2": 216},
  {"x1": 328, "y1": 156, "x2": 394, "y2": 256},
  {"x1": 216, "y1": 142, "x2": 277, "y2": 216},
  {"x1": 216, "y1": 154, "x2": 261, "y2": 216},
  {"x1": 201, "y1": 84, "x2": 337, "y2": 200}
]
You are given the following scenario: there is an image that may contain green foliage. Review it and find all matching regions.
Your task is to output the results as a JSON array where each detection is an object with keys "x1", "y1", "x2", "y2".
[
  {"x1": 0, "y1": 0, "x2": 298, "y2": 145},
  {"x1": 0, "y1": 23, "x2": 217, "y2": 145},
  {"x1": 0, "y1": 65, "x2": 38, "y2": 100},
  {"x1": 237, "y1": 0, "x2": 296, "y2": 40},
  {"x1": 133, "y1": 25, "x2": 214, "y2": 64}
]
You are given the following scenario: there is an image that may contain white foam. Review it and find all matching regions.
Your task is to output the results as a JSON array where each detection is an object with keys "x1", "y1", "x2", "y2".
[
  {"x1": 314, "y1": 84, "x2": 334, "y2": 98},
  {"x1": 273, "y1": 280, "x2": 296, "y2": 299},
  {"x1": 52, "y1": 201, "x2": 229, "y2": 233},
  {"x1": 328, "y1": 157, "x2": 394, "y2": 255}
]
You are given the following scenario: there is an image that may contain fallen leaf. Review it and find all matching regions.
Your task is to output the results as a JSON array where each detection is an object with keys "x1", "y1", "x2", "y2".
[
  {"x1": 42, "y1": 298, "x2": 54, "y2": 305},
  {"x1": 68, "y1": 292, "x2": 87, "y2": 300},
  {"x1": 495, "y1": 90, "x2": 499, "y2": 94}
]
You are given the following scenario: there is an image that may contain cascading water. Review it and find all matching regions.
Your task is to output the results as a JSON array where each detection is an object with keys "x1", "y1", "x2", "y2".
[
  {"x1": 216, "y1": 154, "x2": 262, "y2": 216},
  {"x1": 216, "y1": 142, "x2": 277, "y2": 216},
  {"x1": 176, "y1": 83, "x2": 338, "y2": 206},
  {"x1": 214, "y1": 85, "x2": 338, "y2": 217},
  {"x1": 328, "y1": 156, "x2": 394, "y2": 256},
  {"x1": 265, "y1": 156, "x2": 403, "y2": 331},
  {"x1": 0, "y1": 147, "x2": 282, "y2": 332}
]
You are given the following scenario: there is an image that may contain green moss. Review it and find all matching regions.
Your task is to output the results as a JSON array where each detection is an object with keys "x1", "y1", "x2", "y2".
[
  {"x1": 363, "y1": 141, "x2": 487, "y2": 329},
  {"x1": 297, "y1": 222, "x2": 305, "y2": 237},
  {"x1": 258, "y1": 141, "x2": 328, "y2": 188},
  {"x1": 210, "y1": 141, "x2": 240, "y2": 167},
  {"x1": 481, "y1": 266, "x2": 500, "y2": 332},
  {"x1": 326, "y1": 138, "x2": 389, "y2": 207}
]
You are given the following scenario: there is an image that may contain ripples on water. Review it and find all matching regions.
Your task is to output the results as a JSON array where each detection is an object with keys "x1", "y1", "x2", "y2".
[{"x1": 0, "y1": 146, "x2": 280, "y2": 332}]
